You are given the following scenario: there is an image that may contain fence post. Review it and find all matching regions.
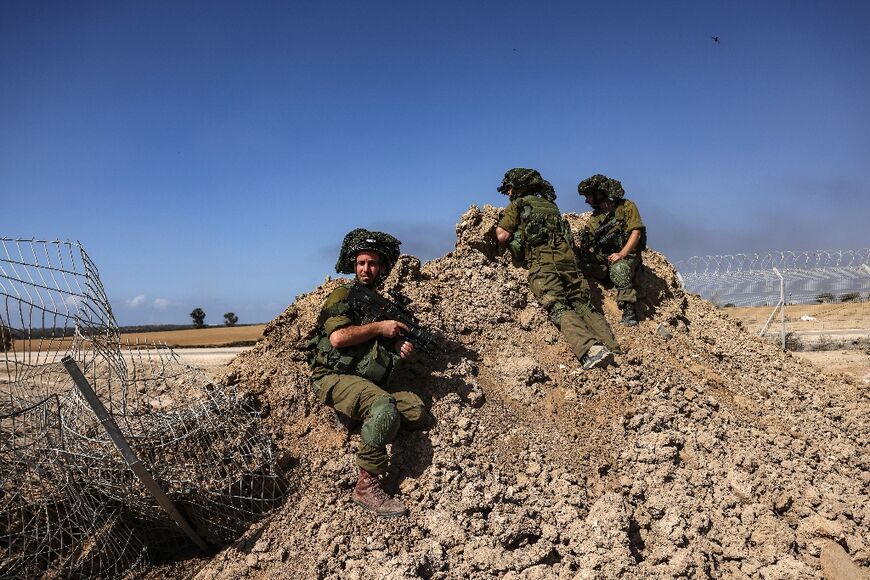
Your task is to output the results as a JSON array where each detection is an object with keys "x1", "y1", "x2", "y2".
[
  {"x1": 61, "y1": 355, "x2": 210, "y2": 553},
  {"x1": 774, "y1": 267, "x2": 785, "y2": 349},
  {"x1": 758, "y1": 267, "x2": 786, "y2": 347}
]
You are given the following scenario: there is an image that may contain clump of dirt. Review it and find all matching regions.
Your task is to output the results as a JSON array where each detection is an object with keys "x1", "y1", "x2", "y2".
[{"x1": 177, "y1": 205, "x2": 869, "y2": 579}]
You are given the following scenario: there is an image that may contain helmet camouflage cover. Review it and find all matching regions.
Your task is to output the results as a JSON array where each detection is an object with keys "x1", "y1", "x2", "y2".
[
  {"x1": 335, "y1": 228, "x2": 402, "y2": 275},
  {"x1": 497, "y1": 168, "x2": 556, "y2": 202},
  {"x1": 577, "y1": 174, "x2": 624, "y2": 199}
]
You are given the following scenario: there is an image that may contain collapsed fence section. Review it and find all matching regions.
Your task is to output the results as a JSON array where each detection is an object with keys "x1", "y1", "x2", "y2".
[{"x1": 1, "y1": 238, "x2": 288, "y2": 578}]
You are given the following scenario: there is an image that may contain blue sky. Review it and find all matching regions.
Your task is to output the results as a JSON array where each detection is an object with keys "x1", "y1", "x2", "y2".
[{"x1": 2, "y1": 1, "x2": 868, "y2": 325}]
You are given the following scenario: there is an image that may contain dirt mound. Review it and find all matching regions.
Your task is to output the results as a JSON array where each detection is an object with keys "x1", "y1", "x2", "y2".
[{"x1": 180, "y1": 205, "x2": 869, "y2": 579}]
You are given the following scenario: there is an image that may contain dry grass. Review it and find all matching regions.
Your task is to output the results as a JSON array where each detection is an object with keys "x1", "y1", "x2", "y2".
[
  {"x1": 11, "y1": 325, "x2": 266, "y2": 352},
  {"x1": 120, "y1": 325, "x2": 265, "y2": 347},
  {"x1": 724, "y1": 302, "x2": 870, "y2": 332}
]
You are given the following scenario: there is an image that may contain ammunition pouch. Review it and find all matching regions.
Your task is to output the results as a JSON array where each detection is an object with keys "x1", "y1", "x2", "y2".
[
  {"x1": 524, "y1": 212, "x2": 550, "y2": 247},
  {"x1": 507, "y1": 234, "x2": 527, "y2": 268},
  {"x1": 515, "y1": 196, "x2": 574, "y2": 261},
  {"x1": 355, "y1": 339, "x2": 396, "y2": 384},
  {"x1": 307, "y1": 333, "x2": 398, "y2": 385}
]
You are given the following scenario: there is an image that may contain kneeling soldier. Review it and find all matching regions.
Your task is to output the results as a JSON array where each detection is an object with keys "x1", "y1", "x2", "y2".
[
  {"x1": 577, "y1": 174, "x2": 647, "y2": 327},
  {"x1": 307, "y1": 229, "x2": 426, "y2": 517}
]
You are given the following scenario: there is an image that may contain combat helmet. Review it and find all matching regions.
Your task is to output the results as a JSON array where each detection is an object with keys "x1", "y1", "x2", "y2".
[
  {"x1": 335, "y1": 228, "x2": 402, "y2": 276},
  {"x1": 577, "y1": 174, "x2": 624, "y2": 199},
  {"x1": 497, "y1": 168, "x2": 556, "y2": 202}
]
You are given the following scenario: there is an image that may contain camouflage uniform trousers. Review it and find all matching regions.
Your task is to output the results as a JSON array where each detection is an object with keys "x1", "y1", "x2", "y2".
[
  {"x1": 581, "y1": 252, "x2": 642, "y2": 304},
  {"x1": 312, "y1": 373, "x2": 425, "y2": 474},
  {"x1": 527, "y1": 252, "x2": 620, "y2": 359}
]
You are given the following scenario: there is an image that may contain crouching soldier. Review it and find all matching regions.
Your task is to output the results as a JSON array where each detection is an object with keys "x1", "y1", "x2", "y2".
[
  {"x1": 577, "y1": 174, "x2": 647, "y2": 326},
  {"x1": 495, "y1": 168, "x2": 620, "y2": 370},
  {"x1": 307, "y1": 229, "x2": 427, "y2": 517}
]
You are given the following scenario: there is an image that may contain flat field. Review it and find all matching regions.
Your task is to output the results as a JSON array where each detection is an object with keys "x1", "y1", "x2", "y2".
[
  {"x1": 11, "y1": 324, "x2": 266, "y2": 352},
  {"x1": 119, "y1": 324, "x2": 265, "y2": 347},
  {"x1": 724, "y1": 302, "x2": 870, "y2": 333},
  {"x1": 723, "y1": 303, "x2": 870, "y2": 382},
  {"x1": 792, "y1": 349, "x2": 870, "y2": 384}
]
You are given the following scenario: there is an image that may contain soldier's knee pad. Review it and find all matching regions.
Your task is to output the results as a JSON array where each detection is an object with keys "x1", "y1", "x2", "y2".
[
  {"x1": 361, "y1": 396, "x2": 400, "y2": 449},
  {"x1": 609, "y1": 261, "x2": 632, "y2": 288}
]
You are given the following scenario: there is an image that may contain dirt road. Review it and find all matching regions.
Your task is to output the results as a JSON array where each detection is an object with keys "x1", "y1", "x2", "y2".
[
  {"x1": 1, "y1": 347, "x2": 251, "y2": 383},
  {"x1": 173, "y1": 347, "x2": 251, "y2": 375}
]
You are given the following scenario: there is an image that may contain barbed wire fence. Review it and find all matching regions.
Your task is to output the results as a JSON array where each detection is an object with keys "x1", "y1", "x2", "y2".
[
  {"x1": 675, "y1": 249, "x2": 870, "y2": 349},
  {"x1": 1, "y1": 238, "x2": 289, "y2": 578}
]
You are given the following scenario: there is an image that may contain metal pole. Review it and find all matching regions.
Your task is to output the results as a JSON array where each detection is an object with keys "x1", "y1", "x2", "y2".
[
  {"x1": 773, "y1": 267, "x2": 785, "y2": 349},
  {"x1": 61, "y1": 355, "x2": 210, "y2": 552},
  {"x1": 758, "y1": 297, "x2": 783, "y2": 338}
]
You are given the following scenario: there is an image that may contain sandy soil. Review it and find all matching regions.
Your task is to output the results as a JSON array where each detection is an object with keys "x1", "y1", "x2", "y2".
[
  {"x1": 179, "y1": 347, "x2": 870, "y2": 388},
  {"x1": 157, "y1": 205, "x2": 870, "y2": 579},
  {"x1": 793, "y1": 350, "x2": 870, "y2": 384},
  {"x1": 173, "y1": 347, "x2": 252, "y2": 376}
]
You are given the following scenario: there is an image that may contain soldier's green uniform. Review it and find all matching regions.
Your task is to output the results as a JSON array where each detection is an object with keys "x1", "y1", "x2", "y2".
[
  {"x1": 309, "y1": 285, "x2": 426, "y2": 474},
  {"x1": 577, "y1": 175, "x2": 646, "y2": 324},
  {"x1": 497, "y1": 168, "x2": 619, "y2": 364},
  {"x1": 580, "y1": 198, "x2": 646, "y2": 304},
  {"x1": 308, "y1": 229, "x2": 425, "y2": 481}
]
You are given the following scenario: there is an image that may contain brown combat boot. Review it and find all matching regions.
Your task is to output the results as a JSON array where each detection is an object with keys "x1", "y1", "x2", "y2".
[{"x1": 351, "y1": 468, "x2": 407, "y2": 518}]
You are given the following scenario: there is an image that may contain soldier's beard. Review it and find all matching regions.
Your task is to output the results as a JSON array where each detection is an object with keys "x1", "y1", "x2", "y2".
[{"x1": 356, "y1": 274, "x2": 380, "y2": 288}]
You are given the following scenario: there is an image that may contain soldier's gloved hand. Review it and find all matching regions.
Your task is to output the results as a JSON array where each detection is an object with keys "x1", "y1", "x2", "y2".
[
  {"x1": 379, "y1": 320, "x2": 410, "y2": 338},
  {"x1": 396, "y1": 340, "x2": 414, "y2": 359}
]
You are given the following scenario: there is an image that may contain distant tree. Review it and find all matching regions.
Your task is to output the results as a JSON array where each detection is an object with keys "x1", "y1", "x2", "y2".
[
  {"x1": 0, "y1": 322, "x2": 12, "y2": 352},
  {"x1": 223, "y1": 312, "x2": 239, "y2": 327},
  {"x1": 724, "y1": 303, "x2": 736, "y2": 308},
  {"x1": 190, "y1": 308, "x2": 206, "y2": 328},
  {"x1": 815, "y1": 292, "x2": 834, "y2": 304},
  {"x1": 839, "y1": 292, "x2": 860, "y2": 303}
]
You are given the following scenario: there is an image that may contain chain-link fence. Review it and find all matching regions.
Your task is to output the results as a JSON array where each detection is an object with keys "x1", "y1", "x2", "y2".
[
  {"x1": 1, "y1": 238, "x2": 288, "y2": 578},
  {"x1": 675, "y1": 249, "x2": 870, "y2": 349}
]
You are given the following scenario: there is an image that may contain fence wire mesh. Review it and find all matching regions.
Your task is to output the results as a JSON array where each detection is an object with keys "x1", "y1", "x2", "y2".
[
  {"x1": 1, "y1": 238, "x2": 287, "y2": 578},
  {"x1": 675, "y1": 249, "x2": 870, "y2": 307}
]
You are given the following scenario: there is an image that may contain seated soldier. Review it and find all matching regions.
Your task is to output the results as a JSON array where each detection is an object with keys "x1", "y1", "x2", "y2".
[
  {"x1": 576, "y1": 174, "x2": 647, "y2": 326},
  {"x1": 307, "y1": 229, "x2": 426, "y2": 517}
]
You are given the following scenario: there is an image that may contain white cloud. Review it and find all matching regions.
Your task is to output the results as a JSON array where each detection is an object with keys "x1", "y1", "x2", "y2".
[
  {"x1": 63, "y1": 295, "x2": 83, "y2": 307},
  {"x1": 126, "y1": 294, "x2": 146, "y2": 308},
  {"x1": 153, "y1": 298, "x2": 170, "y2": 309}
]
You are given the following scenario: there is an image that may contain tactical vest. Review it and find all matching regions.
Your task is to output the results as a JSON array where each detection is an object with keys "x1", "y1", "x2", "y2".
[
  {"x1": 509, "y1": 195, "x2": 575, "y2": 266},
  {"x1": 586, "y1": 200, "x2": 647, "y2": 255},
  {"x1": 306, "y1": 285, "x2": 399, "y2": 385}
]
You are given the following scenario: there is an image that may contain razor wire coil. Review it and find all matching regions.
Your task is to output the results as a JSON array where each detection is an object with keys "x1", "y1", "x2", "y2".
[{"x1": 675, "y1": 249, "x2": 870, "y2": 307}]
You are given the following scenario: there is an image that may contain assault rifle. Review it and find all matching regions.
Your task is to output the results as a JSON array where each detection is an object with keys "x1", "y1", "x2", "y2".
[
  {"x1": 580, "y1": 213, "x2": 627, "y2": 254},
  {"x1": 346, "y1": 283, "x2": 439, "y2": 356}
]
